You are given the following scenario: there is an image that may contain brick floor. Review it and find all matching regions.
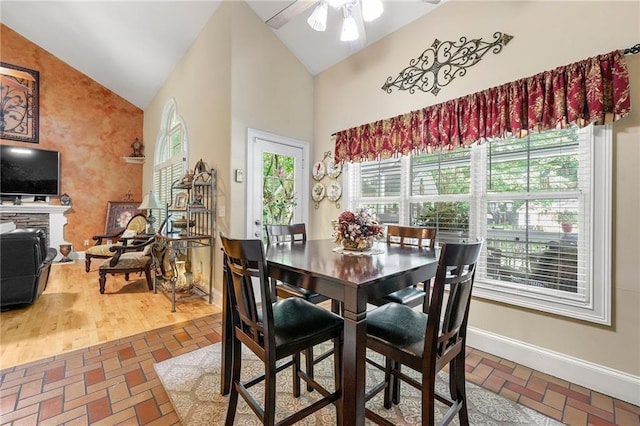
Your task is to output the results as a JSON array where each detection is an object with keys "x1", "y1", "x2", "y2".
[{"x1": 1, "y1": 313, "x2": 638, "y2": 425}]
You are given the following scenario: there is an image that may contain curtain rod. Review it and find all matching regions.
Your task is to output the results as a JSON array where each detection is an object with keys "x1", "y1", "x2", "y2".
[{"x1": 329, "y1": 44, "x2": 639, "y2": 137}]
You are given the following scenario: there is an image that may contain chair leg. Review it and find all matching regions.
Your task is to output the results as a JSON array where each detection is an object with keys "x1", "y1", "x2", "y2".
[
  {"x1": 451, "y1": 353, "x2": 470, "y2": 425},
  {"x1": 144, "y1": 266, "x2": 153, "y2": 291},
  {"x1": 331, "y1": 300, "x2": 342, "y2": 315},
  {"x1": 333, "y1": 336, "x2": 343, "y2": 426},
  {"x1": 124, "y1": 273, "x2": 130, "y2": 281},
  {"x1": 99, "y1": 271, "x2": 107, "y2": 294},
  {"x1": 421, "y1": 368, "x2": 437, "y2": 426},
  {"x1": 383, "y1": 357, "x2": 393, "y2": 409},
  {"x1": 264, "y1": 357, "x2": 277, "y2": 426},
  {"x1": 392, "y1": 361, "x2": 401, "y2": 405},
  {"x1": 305, "y1": 348, "x2": 314, "y2": 392},
  {"x1": 85, "y1": 256, "x2": 91, "y2": 272},
  {"x1": 422, "y1": 279, "x2": 432, "y2": 313},
  {"x1": 224, "y1": 338, "x2": 242, "y2": 426},
  {"x1": 293, "y1": 352, "x2": 301, "y2": 398}
]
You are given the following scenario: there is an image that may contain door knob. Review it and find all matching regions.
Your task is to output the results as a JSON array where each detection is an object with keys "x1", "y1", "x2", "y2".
[
  {"x1": 255, "y1": 231, "x2": 261, "y2": 237},
  {"x1": 255, "y1": 219, "x2": 261, "y2": 226}
]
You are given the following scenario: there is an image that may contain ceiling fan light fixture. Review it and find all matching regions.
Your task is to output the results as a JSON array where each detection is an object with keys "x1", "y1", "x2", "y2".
[
  {"x1": 361, "y1": 0, "x2": 383, "y2": 22},
  {"x1": 340, "y1": 9, "x2": 359, "y2": 42},
  {"x1": 307, "y1": 1, "x2": 328, "y2": 32}
]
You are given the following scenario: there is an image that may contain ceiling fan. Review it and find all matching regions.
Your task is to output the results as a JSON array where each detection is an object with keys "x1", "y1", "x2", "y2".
[{"x1": 266, "y1": 0, "x2": 441, "y2": 44}]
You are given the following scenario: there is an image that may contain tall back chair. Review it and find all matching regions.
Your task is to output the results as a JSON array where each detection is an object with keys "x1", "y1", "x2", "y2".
[
  {"x1": 365, "y1": 240, "x2": 483, "y2": 426},
  {"x1": 220, "y1": 233, "x2": 344, "y2": 425},
  {"x1": 264, "y1": 222, "x2": 307, "y2": 244},
  {"x1": 264, "y1": 222, "x2": 340, "y2": 390},
  {"x1": 369, "y1": 225, "x2": 437, "y2": 313}
]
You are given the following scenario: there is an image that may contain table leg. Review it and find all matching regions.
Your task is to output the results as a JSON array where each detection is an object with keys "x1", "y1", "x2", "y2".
[{"x1": 340, "y1": 293, "x2": 367, "y2": 426}]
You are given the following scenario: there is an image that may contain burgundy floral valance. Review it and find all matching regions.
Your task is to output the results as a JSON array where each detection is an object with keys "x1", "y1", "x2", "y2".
[{"x1": 335, "y1": 50, "x2": 631, "y2": 163}]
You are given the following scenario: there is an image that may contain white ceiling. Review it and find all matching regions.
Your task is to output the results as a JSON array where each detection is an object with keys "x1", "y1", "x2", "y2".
[{"x1": 1, "y1": 1, "x2": 442, "y2": 109}]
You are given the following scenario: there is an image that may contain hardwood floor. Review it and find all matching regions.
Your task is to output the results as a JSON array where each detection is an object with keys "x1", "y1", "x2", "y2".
[
  {"x1": 0, "y1": 260, "x2": 217, "y2": 369},
  {"x1": 1, "y1": 261, "x2": 639, "y2": 425}
]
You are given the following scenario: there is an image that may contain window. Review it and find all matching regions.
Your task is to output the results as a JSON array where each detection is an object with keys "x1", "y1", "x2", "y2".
[
  {"x1": 154, "y1": 100, "x2": 187, "y2": 225},
  {"x1": 344, "y1": 125, "x2": 611, "y2": 324}
]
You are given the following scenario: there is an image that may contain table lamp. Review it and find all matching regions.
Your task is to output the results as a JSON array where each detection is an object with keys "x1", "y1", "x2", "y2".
[{"x1": 139, "y1": 191, "x2": 162, "y2": 233}]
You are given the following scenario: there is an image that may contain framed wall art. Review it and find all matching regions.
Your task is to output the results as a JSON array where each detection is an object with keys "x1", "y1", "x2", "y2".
[
  {"x1": 0, "y1": 62, "x2": 39, "y2": 143},
  {"x1": 105, "y1": 201, "x2": 141, "y2": 235},
  {"x1": 173, "y1": 192, "x2": 188, "y2": 209}
]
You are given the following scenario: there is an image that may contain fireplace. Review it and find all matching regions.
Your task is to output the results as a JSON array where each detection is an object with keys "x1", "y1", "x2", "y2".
[{"x1": 0, "y1": 204, "x2": 70, "y2": 261}]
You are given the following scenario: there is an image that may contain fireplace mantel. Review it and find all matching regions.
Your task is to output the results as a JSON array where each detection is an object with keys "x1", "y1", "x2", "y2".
[{"x1": 0, "y1": 203, "x2": 71, "y2": 261}]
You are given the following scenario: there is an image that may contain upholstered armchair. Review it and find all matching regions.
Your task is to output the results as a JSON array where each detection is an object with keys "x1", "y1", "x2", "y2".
[
  {"x1": 97, "y1": 235, "x2": 164, "y2": 294},
  {"x1": 85, "y1": 213, "x2": 148, "y2": 272}
]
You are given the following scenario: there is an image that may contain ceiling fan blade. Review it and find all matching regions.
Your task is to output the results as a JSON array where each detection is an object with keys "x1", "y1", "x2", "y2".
[
  {"x1": 422, "y1": 0, "x2": 441, "y2": 4},
  {"x1": 352, "y1": 2, "x2": 367, "y2": 49},
  {"x1": 265, "y1": 0, "x2": 319, "y2": 29}
]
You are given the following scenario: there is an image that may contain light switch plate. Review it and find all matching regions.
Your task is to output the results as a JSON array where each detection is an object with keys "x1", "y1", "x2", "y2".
[{"x1": 235, "y1": 169, "x2": 244, "y2": 183}]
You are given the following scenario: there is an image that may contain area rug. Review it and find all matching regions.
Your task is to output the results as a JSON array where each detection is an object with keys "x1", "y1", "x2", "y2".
[{"x1": 154, "y1": 343, "x2": 563, "y2": 425}]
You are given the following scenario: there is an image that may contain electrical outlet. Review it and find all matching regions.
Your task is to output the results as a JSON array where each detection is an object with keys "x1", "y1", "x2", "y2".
[{"x1": 84, "y1": 240, "x2": 89, "y2": 247}]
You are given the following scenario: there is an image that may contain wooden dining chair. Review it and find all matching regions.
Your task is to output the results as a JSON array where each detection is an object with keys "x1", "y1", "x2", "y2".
[
  {"x1": 220, "y1": 233, "x2": 344, "y2": 425},
  {"x1": 368, "y1": 225, "x2": 437, "y2": 313},
  {"x1": 264, "y1": 223, "x2": 340, "y2": 391},
  {"x1": 364, "y1": 239, "x2": 483, "y2": 426}
]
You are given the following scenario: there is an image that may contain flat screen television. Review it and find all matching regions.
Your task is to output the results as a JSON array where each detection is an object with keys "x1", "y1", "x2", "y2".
[{"x1": 1, "y1": 145, "x2": 61, "y2": 197}]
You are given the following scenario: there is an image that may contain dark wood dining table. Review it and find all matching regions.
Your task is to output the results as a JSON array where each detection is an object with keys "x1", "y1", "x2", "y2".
[{"x1": 220, "y1": 239, "x2": 438, "y2": 425}]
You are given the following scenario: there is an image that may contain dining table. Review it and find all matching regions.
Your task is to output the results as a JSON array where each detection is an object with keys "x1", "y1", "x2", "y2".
[{"x1": 220, "y1": 238, "x2": 438, "y2": 426}]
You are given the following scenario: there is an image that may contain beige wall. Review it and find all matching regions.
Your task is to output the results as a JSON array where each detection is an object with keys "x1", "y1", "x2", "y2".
[
  {"x1": 228, "y1": 1, "x2": 314, "y2": 237},
  {"x1": 143, "y1": 1, "x2": 313, "y2": 302},
  {"x1": 312, "y1": 0, "x2": 640, "y2": 378}
]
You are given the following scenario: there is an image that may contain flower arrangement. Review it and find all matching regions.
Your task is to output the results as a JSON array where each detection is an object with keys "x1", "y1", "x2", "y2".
[{"x1": 333, "y1": 209, "x2": 384, "y2": 250}]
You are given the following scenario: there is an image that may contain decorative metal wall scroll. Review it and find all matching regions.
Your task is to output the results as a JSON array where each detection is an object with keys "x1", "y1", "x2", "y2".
[
  {"x1": 0, "y1": 62, "x2": 39, "y2": 143},
  {"x1": 382, "y1": 32, "x2": 513, "y2": 96},
  {"x1": 623, "y1": 43, "x2": 640, "y2": 55},
  {"x1": 311, "y1": 151, "x2": 342, "y2": 210}
]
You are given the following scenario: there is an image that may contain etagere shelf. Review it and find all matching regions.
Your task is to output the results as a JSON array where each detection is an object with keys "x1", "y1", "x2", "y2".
[{"x1": 157, "y1": 169, "x2": 216, "y2": 312}]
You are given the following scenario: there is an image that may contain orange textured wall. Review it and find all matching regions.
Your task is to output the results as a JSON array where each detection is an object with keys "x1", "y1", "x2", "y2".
[{"x1": 1, "y1": 25, "x2": 143, "y2": 252}]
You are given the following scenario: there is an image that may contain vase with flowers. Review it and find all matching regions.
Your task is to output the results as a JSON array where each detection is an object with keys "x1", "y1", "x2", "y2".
[{"x1": 333, "y1": 209, "x2": 384, "y2": 251}]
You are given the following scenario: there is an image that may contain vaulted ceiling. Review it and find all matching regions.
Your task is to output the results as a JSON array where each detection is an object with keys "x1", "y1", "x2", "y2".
[{"x1": 1, "y1": 1, "x2": 443, "y2": 109}]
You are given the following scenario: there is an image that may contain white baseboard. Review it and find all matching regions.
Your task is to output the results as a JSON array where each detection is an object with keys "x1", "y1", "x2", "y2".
[{"x1": 467, "y1": 327, "x2": 640, "y2": 406}]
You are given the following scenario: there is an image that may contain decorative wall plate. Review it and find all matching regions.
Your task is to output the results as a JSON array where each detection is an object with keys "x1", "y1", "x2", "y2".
[
  {"x1": 327, "y1": 182, "x2": 342, "y2": 202},
  {"x1": 312, "y1": 161, "x2": 326, "y2": 181},
  {"x1": 312, "y1": 182, "x2": 326, "y2": 201},
  {"x1": 327, "y1": 160, "x2": 342, "y2": 178}
]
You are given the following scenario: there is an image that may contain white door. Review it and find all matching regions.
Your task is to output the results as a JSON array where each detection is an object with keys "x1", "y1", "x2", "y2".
[{"x1": 246, "y1": 129, "x2": 309, "y2": 240}]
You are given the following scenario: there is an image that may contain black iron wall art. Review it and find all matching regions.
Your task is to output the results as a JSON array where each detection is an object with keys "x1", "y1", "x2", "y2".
[
  {"x1": 382, "y1": 32, "x2": 513, "y2": 96},
  {"x1": 0, "y1": 62, "x2": 39, "y2": 143}
]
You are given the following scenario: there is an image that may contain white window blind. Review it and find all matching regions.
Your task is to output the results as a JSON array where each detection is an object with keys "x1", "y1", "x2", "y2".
[
  {"x1": 153, "y1": 102, "x2": 187, "y2": 227},
  {"x1": 344, "y1": 125, "x2": 611, "y2": 324}
]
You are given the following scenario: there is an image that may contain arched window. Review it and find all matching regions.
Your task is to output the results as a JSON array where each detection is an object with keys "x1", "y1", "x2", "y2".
[{"x1": 154, "y1": 99, "x2": 187, "y2": 225}]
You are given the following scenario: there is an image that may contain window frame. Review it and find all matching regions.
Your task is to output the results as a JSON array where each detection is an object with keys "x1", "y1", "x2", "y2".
[
  {"x1": 344, "y1": 125, "x2": 611, "y2": 325},
  {"x1": 153, "y1": 99, "x2": 188, "y2": 224}
]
